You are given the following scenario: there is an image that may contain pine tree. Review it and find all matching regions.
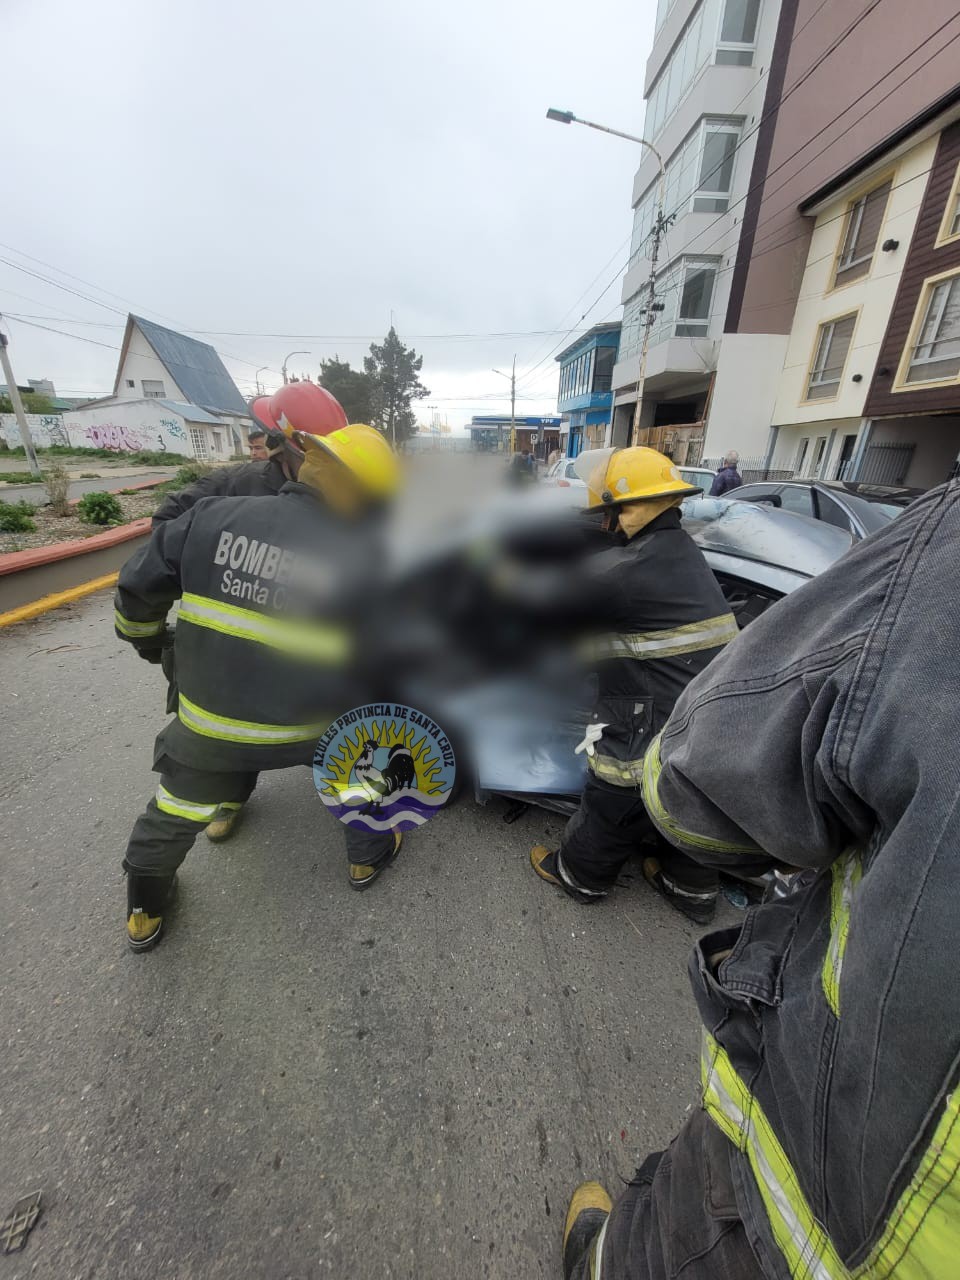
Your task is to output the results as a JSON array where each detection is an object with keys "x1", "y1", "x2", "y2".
[{"x1": 363, "y1": 327, "x2": 430, "y2": 446}]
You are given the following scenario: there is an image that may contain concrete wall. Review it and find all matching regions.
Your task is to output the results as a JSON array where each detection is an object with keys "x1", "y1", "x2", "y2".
[
  {"x1": 770, "y1": 136, "x2": 936, "y2": 427},
  {"x1": 114, "y1": 324, "x2": 186, "y2": 403},
  {"x1": 1, "y1": 404, "x2": 195, "y2": 456},
  {"x1": 705, "y1": 332, "x2": 790, "y2": 458}
]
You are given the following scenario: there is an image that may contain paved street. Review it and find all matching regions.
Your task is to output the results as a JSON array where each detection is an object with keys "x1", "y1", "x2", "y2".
[{"x1": 0, "y1": 590, "x2": 734, "y2": 1277}]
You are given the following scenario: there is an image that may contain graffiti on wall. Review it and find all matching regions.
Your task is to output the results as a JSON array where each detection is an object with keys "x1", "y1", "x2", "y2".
[
  {"x1": 83, "y1": 423, "x2": 150, "y2": 452},
  {"x1": 160, "y1": 417, "x2": 186, "y2": 441}
]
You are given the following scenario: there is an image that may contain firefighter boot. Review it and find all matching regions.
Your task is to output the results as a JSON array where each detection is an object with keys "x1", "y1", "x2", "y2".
[
  {"x1": 126, "y1": 871, "x2": 177, "y2": 952},
  {"x1": 530, "y1": 846, "x2": 606, "y2": 905},
  {"x1": 348, "y1": 832, "x2": 402, "y2": 891},
  {"x1": 562, "y1": 1182, "x2": 612, "y2": 1280},
  {"x1": 643, "y1": 856, "x2": 716, "y2": 925},
  {"x1": 205, "y1": 803, "x2": 245, "y2": 844}
]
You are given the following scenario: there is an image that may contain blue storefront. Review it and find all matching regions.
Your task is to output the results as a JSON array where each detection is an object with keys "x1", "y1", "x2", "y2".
[{"x1": 555, "y1": 322, "x2": 621, "y2": 457}]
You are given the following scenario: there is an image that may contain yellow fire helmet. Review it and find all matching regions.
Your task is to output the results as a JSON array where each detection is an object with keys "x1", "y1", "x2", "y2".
[
  {"x1": 315, "y1": 423, "x2": 401, "y2": 500},
  {"x1": 573, "y1": 446, "x2": 700, "y2": 513}
]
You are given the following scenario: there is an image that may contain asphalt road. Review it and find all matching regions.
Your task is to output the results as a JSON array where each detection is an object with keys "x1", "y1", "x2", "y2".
[
  {"x1": 0, "y1": 589, "x2": 735, "y2": 1278},
  {"x1": 4, "y1": 470, "x2": 179, "y2": 507}
]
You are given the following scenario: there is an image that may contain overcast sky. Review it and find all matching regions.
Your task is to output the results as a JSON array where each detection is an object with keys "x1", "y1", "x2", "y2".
[{"x1": 4, "y1": 0, "x2": 654, "y2": 429}]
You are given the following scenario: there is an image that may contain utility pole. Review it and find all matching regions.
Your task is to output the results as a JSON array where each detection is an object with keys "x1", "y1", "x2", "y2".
[
  {"x1": 629, "y1": 196, "x2": 671, "y2": 448},
  {"x1": 0, "y1": 327, "x2": 41, "y2": 478},
  {"x1": 492, "y1": 355, "x2": 517, "y2": 454}
]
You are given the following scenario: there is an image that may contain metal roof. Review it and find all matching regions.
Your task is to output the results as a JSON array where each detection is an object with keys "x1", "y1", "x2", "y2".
[
  {"x1": 154, "y1": 399, "x2": 226, "y2": 425},
  {"x1": 127, "y1": 315, "x2": 249, "y2": 415}
]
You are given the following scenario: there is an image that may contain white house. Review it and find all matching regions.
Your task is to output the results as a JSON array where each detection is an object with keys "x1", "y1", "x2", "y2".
[{"x1": 76, "y1": 314, "x2": 252, "y2": 458}]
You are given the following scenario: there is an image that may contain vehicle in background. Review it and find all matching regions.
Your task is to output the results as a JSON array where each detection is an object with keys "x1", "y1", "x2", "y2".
[
  {"x1": 725, "y1": 479, "x2": 922, "y2": 539},
  {"x1": 678, "y1": 465, "x2": 717, "y2": 493},
  {"x1": 542, "y1": 457, "x2": 587, "y2": 490}
]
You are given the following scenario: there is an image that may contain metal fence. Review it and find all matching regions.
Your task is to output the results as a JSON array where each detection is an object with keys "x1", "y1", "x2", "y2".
[
  {"x1": 857, "y1": 442, "x2": 915, "y2": 486},
  {"x1": 702, "y1": 456, "x2": 794, "y2": 484}
]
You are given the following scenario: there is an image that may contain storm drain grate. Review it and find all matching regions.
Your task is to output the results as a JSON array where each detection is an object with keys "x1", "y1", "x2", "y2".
[{"x1": 1, "y1": 1191, "x2": 42, "y2": 1253}]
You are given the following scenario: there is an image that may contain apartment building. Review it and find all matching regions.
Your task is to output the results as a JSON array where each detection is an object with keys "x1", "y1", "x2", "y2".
[
  {"x1": 609, "y1": 0, "x2": 782, "y2": 462},
  {"x1": 555, "y1": 322, "x2": 621, "y2": 457},
  {"x1": 711, "y1": 0, "x2": 960, "y2": 473}
]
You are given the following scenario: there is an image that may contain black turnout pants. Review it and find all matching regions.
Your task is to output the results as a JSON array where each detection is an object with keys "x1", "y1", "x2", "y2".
[
  {"x1": 571, "y1": 1108, "x2": 766, "y2": 1280},
  {"x1": 123, "y1": 755, "x2": 394, "y2": 880},
  {"x1": 560, "y1": 773, "x2": 718, "y2": 897}
]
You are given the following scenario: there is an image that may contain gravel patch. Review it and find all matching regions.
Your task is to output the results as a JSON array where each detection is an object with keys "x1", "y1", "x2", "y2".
[{"x1": 0, "y1": 490, "x2": 160, "y2": 554}]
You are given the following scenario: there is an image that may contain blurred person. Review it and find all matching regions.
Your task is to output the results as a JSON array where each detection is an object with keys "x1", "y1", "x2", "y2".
[
  {"x1": 709, "y1": 450, "x2": 742, "y2": 496},
  {"x1": 152, "y1": 383, "x2": 347, "y2": 525},
  {"x1": 248, "y1": 427, "x2": 269, "y2": 460},
  {"x1": 114, "y1": 422, "x2": 401, "y2": 952},
  {"x1": 561, "y1": 482, "x2": 960, "y2": 1280},
  {"x1": 529, "y1": 447, "x2": 738, "y2": 922}
]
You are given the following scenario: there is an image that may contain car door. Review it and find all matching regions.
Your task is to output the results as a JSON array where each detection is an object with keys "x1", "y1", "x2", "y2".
[{"x1": 776, "y1": 486, "x2": 816, "y2": 519}]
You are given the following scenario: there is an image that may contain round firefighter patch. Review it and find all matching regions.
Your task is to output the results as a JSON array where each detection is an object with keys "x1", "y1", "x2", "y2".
[{"x1": 313, "y1": 703, "x2": 457, "y2": 832}]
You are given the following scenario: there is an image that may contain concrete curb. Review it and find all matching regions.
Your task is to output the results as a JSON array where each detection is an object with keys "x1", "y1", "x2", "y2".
[{"x1": 0, "y1": 480, "x2": 166, "y2": 622}]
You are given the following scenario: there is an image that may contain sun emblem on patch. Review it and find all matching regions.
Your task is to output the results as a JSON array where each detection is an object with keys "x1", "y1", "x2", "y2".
[{"x1": 313, "y1": 705, "x2": 456, "y2": 831}]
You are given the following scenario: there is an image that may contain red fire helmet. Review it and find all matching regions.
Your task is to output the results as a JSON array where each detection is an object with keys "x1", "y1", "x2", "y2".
[{"x1": 250, "y1": 382, "x2": 348, "y2": 443}]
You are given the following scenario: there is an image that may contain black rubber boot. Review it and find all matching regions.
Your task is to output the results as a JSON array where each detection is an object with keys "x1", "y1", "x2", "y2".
[
  {"x1": 643, "y1": 857, "x2": 716, "y2": 925},
  {"x1": 125, "y1": 870, "x2": 177, "y2": 952}
]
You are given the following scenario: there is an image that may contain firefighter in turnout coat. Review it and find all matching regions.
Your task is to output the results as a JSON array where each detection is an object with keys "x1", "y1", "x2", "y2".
[
  {"x1": 530, "y1": 447, "x2": 738, "y2": 922},
  {"x1": 115, "y1": 421, "x2": 400, "y2": 952},
  {"x1": 562, "y1": 482, "x2": 960, "y2": 1279}
]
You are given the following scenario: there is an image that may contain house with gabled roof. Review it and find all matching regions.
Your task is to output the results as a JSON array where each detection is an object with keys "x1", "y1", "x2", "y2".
[{"x1": 75, "y1": 314, "x2": 252, "y2": 460}]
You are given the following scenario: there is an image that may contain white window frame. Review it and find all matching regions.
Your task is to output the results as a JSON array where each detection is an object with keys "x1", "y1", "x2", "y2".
[
  {"x1": 188, "y1": 426, "x2": 207, "y2": 459},
  {"x1": 715, "y1": 0, "x2": 760, "y2": 66},
  {"x1": 895, "y1": 268, "x2": 960, "y2": 390},
  {"x1": 142, "y1": 379, "x2": 166, "y2": 399},
  {"x1": 631, "y1": 117, "x2": 742, "y2": 266},
  {"x1": 804, "y1": 312, "x2": 858, "y2": 402},
  {"x1": 795, "y1": 437, "x2": 810, "y2": 475},
  {"x1": 649, "y1": 255, "x2": 720, "y2": 347}
]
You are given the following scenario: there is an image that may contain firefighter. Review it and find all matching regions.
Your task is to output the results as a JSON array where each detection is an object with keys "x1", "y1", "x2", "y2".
[
  {"x1": 114, "y1": 421, "x2": 401, "y2": 952},
  {"x1": 247, "y1": 427, "x2": 269, "y2": 460},
  {"x1": 529, "y1": 447, "x2": 738, "y2": 922},
  {"x1": 561, "y1": 483, "x2": 960, "y2": 1279},
  {"x1": 152, "y1": 382, "x2": 347, "y2": 524}
]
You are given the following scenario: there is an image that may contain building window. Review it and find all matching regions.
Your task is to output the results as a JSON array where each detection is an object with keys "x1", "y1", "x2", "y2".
[
  {"x1": 833, "y1": 179, "x2": 892, "y2": 288},
  {"x1": 648, "y1": 256, "x2": 719, "y2": 345},
  {"x1": 655, "y1": 0, "x2": 678, "y2": 31},
  {"x1": 620, "y1": 293, "x2": 645, "y2": 358},
  {"x1": 593, "y1": 346, "x2": 616, "y2": 392},
  {"x1": 936, "y1": 162, "x2": 960, "y2": 246},
  {"x1": 795, "y1": 438, "x2": 810, "y2": 474},
  {"x1": 716, "y1": 0, "x2": 760, "y2": 63},
  {"x1": 902, "y1": 272, "x2": 960, "y2": 385},
  {"x1": 142, "y1": 379, "x2": 166, "y2": 398},
  {"x1": 805, "y1": 314, "x2": 857, "y2": 400},
  {"x1": 631, "y1": 117, "x2": 741, "y2": 263},
  {"x1": 645, "y1": 0, "x2": 711, "y2": 140},
  {"x1": 125, "y1": 379, "x2": 135, "y2": 388},
  {"x1": 189, "y1": 427, "x2": 207, "y2": 458}
]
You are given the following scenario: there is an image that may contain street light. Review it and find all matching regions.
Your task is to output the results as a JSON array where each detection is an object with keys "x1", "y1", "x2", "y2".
[
  {"x1": 282, "y1": 350, "x2": 310, "y2": 385},
  {"x1": 546, "y1": 108, "x2": 667, "y2": 449},
  {"x1": 255, "y1": 366, "x2": 269, "y2": 396}
]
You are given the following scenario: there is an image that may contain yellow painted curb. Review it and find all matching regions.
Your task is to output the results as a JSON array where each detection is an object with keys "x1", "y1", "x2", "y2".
[{"x1": 0, "y1": 572, "x2": 118, "y2": 629}]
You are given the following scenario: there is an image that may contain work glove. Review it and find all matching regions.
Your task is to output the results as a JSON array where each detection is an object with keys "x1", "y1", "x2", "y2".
[
  {"x1": 132, "y1": 627, "x2": 175, "y2": 665},
  {"x1": 574, "y1": 722, "x2": 608, "y2": 758}
]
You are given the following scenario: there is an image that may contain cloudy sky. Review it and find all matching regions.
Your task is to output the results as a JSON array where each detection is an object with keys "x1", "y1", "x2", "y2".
[{"x1": 4, "y1": 0, "x2": 655, "y2": 429}]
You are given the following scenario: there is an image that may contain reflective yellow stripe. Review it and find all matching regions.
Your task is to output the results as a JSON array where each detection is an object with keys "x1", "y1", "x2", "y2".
[
  {"x1": 114, "y1": 609, "x2": 164, "y2": 638},
  {"x1": 155, "y1": 785, "x2": 219, "y2": 823},
  {"x1": 178, "y1": 691, "x2": 326, "y2": 746},
  {"x1": 822, "y1": 851, "x2": 862, "y2": 1017},
  {"x1": 701, "y1": 1033, "x2": 846, "y2": 1280},
  {"x1": 179, "y1": 592, "x2": 350, "y2": 663},
  {"x1": 641, "y1": 733, "x2": 758, "y2": 855},
  {"x1": 589, "y1": 752, "x2": 644, "y2": 787},
  {"x1": 703, "y1": 1032, "x2": 960, "y2": 1279},
  {"x1": 591, "y1": 1216, "x2": 608, "y2": 1279},
  {"x1": 590, "y1": 612, "x2": 739, "y2": 662}
]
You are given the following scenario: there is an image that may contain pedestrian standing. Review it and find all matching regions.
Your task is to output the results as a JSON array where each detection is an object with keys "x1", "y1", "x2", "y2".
[{"x1": 709, "y1": 450, "x2": 742, "y2": 495}]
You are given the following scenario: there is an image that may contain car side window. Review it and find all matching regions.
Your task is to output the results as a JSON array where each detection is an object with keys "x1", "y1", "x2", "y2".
[
  {"x1": 565, "y1": 463, "x2": 578, "y2": 479},
  {"x1": 778, "y1": 487, "x2": 815, "y2": 517},
  {"x1": 734, "y1": 484, "x2": 778, "y2": 500},
  {"x1": 815, "y1": 492, "x2": 854, "y2": 532}
]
